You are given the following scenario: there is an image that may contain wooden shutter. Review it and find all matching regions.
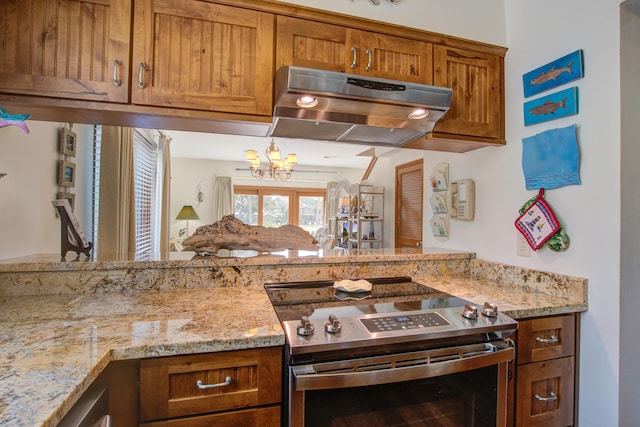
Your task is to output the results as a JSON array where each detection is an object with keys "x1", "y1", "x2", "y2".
[{"x1": 395, "y1": 159, "x2": 423, "y2": 248}]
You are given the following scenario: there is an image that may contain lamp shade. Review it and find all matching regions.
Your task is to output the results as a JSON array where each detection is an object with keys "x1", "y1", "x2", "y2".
[{"x1": 176, "y1": 205, "x2": 200, "y2": 220}]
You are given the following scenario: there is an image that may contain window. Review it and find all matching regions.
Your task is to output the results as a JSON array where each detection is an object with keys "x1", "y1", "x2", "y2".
[
  {"x1": 133, "y1": 130, "x2": 160, "y2": 257},
  {"x1": 234, "y1": 186, "x2": 325, "y2": 234},
  {"x1": 92, "y1": 127, "x2": 162, "y2": 258}
]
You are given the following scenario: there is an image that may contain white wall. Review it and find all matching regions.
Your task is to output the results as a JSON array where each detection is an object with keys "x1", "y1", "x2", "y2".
[
  {"x1": 500, "y1": 4, "x2": 620, "y2": 426},
  {"x1": 0, "y1": 121, "x2": 94, "y2": 260}
]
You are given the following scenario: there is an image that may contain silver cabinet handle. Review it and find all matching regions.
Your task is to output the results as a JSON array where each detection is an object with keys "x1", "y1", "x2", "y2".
[
  {"x1": 351, "y1": 46, "x2": 357, "y2": 69},
  {"x1": 196, "y1": 376, "x2": 232, "y2": 390},
  {"x1": 536, "y1": 335, "x2": 559, "y2": 344},
  {"x1": 113, "y1": 60, "x2": 121, "y2": 86},
  {"x1": 138, "y1": 62, "x2": 147, "y2": 89},
  {"x1": 534, "y1": 391, "x2": 558, "y2": 402},
  {"x1": 365, "y1": 48, "x2": 372, "y2": 71}
]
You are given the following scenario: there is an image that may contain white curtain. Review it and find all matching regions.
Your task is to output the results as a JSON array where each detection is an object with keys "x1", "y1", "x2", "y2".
[
  {"x1": 159, "y1": 133, "x2": 172, "y2": 256},
  {"x1": 98, "y1": 126, "x2": 135, "y2": 258},
  {"x1": 325, "y1": 181, "x2": 338, "y2": 225},
  {"x1": 212, "y1": 176, "x2": 233, "y2": 222}
]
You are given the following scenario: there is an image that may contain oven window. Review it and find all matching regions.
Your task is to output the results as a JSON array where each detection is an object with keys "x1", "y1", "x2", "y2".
[{"x1": 304, "y1": 365, "x2": 498, "y2": 427}]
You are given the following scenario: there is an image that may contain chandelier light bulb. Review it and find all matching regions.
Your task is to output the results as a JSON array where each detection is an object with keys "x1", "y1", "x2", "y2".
[{"x1": 246, "y1": 139, "x2": 297, "y2": 181}]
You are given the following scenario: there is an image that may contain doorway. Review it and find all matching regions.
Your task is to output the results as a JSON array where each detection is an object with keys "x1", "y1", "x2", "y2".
[{"x1": 395, "y1": 159, "x2": 424, "y2": 248}]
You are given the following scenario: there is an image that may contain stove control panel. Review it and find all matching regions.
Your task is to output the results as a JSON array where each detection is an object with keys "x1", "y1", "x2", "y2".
[{"x1": 360, "y1": 312, "x2": 450, "y2": 333}]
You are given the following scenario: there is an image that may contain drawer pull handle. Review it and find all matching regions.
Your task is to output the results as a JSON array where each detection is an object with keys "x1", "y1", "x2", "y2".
[
  {"x1": 351, "y1": 46, "x2": 357, "y2": 69},
  {"x1": 536, "y1": 335, "x2": 558, "y2": 344},
  {"x1": 138, "y1": 62, "x2": 147, "y2": 89},
  {"x1": 534, "y1": 391, "x2": 558, "y2": 402},
  {"x1": 196, "y1": 376, "x2": 232, "y2": 390},
  {"x1": 113, "y1": 60, "x2": 121, "y2": 87}
]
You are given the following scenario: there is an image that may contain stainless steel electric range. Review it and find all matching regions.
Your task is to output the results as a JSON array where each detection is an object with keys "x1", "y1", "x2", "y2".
[{"x1": 265, "y1": 276, "x2": 518, "y2": 427}]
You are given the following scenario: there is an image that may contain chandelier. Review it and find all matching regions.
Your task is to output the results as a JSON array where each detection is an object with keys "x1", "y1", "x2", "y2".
[{"x1": 245, "y1": 139, "x2": 297, "y2": 181}]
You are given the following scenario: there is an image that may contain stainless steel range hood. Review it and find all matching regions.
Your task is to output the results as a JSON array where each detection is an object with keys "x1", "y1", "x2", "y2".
[{"x1": 269, "y1": 66, "x2": 452, "y2": 147}]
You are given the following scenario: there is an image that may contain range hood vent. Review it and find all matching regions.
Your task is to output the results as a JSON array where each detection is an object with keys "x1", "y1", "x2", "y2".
[{"x1": 269, "y1": 66, "x2": 452, "y2": 147}]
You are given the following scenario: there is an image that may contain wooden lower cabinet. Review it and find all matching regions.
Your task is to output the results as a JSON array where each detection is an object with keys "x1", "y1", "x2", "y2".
[
  {"x1": 140, "y1": 406, "x2": 280, "y2": 426},
  {"x1": 139, "y1": 346, "x2": 282, "y2": 426},
  {"x1": 509, "y1": 314, "x2": 579, "y2": 427}
]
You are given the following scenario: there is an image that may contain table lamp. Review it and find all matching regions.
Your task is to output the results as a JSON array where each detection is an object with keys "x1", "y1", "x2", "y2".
[{"x1": 176, "y1": 205, "x2": 199, "y2": 237}]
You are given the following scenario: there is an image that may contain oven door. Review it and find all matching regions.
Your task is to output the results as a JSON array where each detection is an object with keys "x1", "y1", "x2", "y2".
[{"x1": 287, "y1": 341, "x2": 514, "y2": 427}]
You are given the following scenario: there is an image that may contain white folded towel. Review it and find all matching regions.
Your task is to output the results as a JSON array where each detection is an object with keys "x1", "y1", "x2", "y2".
[{"x1": 333, "y1": 279, "x2": 372, "y2": 293}]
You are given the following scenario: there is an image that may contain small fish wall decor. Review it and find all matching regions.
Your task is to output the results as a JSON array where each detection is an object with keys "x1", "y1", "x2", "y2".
[
  {"x1": 524, "y1": 87, "x2": 579, "y2": 126},
  {"x1": 523, "y1": 50, "x2": 584, "y2": 98}
]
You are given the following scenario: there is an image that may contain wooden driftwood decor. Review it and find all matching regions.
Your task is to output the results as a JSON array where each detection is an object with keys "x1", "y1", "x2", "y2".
[{"x1": 183, "y1": 215, "x2": 319, "y2": 254}]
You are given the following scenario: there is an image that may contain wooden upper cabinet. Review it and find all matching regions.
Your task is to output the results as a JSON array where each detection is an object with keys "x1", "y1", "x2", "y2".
[
  {"x1": 276, "y1": 16, "x2": 432, "y2": 84},
  {"x1": 131, "y1": 0, "x2": 275, "y2": 115},
  {"x1": 431, "y1": 45, "x2": 503, "y2": 141},
  {"x1": 0, "y1": 0, "x2": 131, "y2": 102},
  {"x1": 275, "y1": 16, "x2": 348, "y2": 73},
  {"x1": 349, "y1": 29, "x2": 432, "y2": 84}
]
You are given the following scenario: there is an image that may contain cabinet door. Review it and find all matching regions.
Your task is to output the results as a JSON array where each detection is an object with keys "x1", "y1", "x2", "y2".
[
  {"x1": 351, "y1": 30, "x2": 432, "y2": 84},
  {"x1": 432, "y1": 45, "x2": 503, "y2": 139},
  {"x1": 139, "y1": 347, "x2": 282, "y2": 422},
  {"x1": 132, "y1": 0, "x2": 274, "y2": 115},
  {"x1": 275, "y1": 16, "x2": 348, "y2": 72},
  {"x1": 275, "y1": 17, "x2": 432, "y2": 84},
  {"x1": 516, "y1": 357, "x2": 574, "y2": 427},
  {"x1": 0, "y1": 0, "x2": 131, "y2": 102},
  {"x1": 517, "y1": 314, "x2": 576, "y2": 364},
  {"x1": 140, "y1": 406, "x2": 280, "y2": 427}
]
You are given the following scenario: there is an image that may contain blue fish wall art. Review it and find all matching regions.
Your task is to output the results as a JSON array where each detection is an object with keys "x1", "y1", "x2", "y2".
[
  {"x1": 523, "y1": 50, "x2": 584, "y2": 98},
  {"x1": 524, "y1": 87, "x2": 579, "y2": 126}
]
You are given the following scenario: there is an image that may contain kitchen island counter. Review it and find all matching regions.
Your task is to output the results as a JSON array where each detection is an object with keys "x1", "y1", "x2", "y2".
[{"x1": 0, "y1": 249, "x2": 587, "y2": 426}]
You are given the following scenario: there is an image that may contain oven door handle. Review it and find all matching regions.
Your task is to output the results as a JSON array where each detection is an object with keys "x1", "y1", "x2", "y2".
[{"x1": 292, "y1": 344, "x2": 514, "y2": 391}]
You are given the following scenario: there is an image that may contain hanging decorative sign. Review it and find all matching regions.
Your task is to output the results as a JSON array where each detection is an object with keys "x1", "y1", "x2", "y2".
[
  {"x1": 521, "y1": 124, "x2": 580, "y2": 190},
  {"x1": 514, "y1": 188, "x2": 561, "y2": 251}
]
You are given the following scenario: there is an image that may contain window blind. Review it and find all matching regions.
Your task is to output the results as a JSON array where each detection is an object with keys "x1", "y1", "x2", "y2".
[
  {"x1": 92, "y1": 125, "x2": 102, "y2": 258},
  {"x1": 133, "y1": 130, "x2": 159, "y2": 257}
]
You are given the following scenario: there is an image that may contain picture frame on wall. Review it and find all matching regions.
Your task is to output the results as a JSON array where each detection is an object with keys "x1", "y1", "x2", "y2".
[
  {"x1": 58, "y1": 160, "x2": 76, "y2": 187},
  {"x1": 60, "y1": 127, "x2": 77, "y2": 157},
  {"x1": 524, "y1": 87, "x2": 579, "y2": 126},
  {"x1": 56, "y1": 191, "x2": 76, "y2": 210},
  {"x1": 523, "y1": 49, "x2": 584, "y2": 98}
]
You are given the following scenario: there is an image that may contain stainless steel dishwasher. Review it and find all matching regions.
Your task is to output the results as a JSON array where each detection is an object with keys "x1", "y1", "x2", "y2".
[{"x1": 57, "y1": 383, "x2": 110, "y2": 427}]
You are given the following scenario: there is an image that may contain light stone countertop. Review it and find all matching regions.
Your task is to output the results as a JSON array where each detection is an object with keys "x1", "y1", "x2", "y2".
[
  {"x1": 0, "y1": 286, "x2": 283, "y2": 427},
  {"x1": 0, "y1": 251, "x2": 588, "y2": 427}
]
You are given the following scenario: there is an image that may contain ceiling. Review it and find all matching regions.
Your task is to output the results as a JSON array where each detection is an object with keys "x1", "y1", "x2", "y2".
[{"x1": 163, "y1": 129, "x2": 398, "y2": 169}]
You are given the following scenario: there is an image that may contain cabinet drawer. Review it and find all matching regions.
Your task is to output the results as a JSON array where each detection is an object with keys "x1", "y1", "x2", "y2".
[
  {"x1": 516, "y1": 357, "x2": 574, "y2": 427},
  {"x1": 517, "y1": 314, "x2": 575, "y2": 364},
  {"x1": 140, "y1": 405, "x2": 280, "y2": 427},
  {"x1": 140, "y1": 347, "x2": 282, "y2": 422}
]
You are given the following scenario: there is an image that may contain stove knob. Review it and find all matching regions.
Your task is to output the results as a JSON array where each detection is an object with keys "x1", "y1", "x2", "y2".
[
  {"x1": 482, "y1": 302, "x2": 499, "y2": 318},
  {"x1": 297, "y1": 316, "x2": 315, "y2": 336},
  {"x1": 462, "y1": 303, "x2": 479, "y2": 320},
  {"x1": 324, "y1": 314, "x2": 342, "y2": 334}
]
